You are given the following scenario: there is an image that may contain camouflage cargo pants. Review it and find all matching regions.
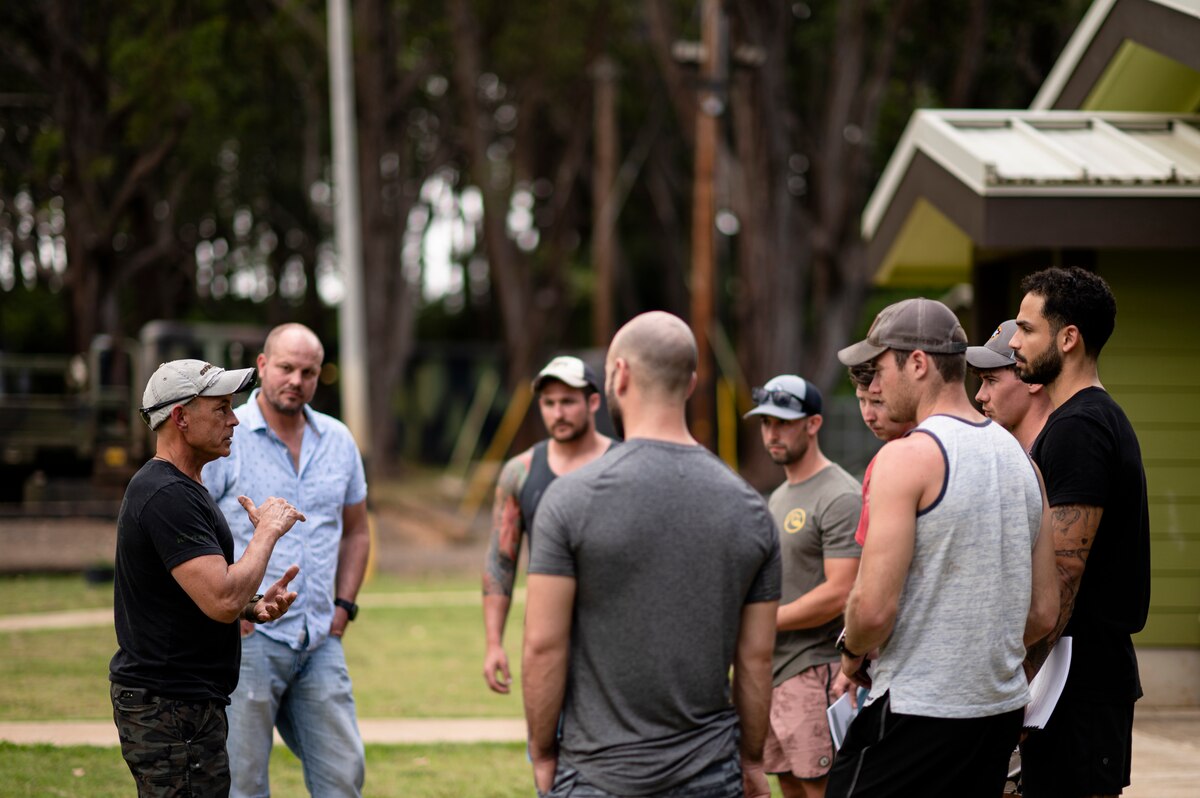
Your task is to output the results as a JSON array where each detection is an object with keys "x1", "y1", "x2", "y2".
[{"x1": 111, "y1": 682, "x2": 231, "y2": 797}]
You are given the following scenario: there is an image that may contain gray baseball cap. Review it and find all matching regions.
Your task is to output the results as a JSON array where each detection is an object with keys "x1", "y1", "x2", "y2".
[
  {"x1": 838, "y1": 297, "x2": 968, "y2": 367},
  {"x1": 140, "y1": 359, "x2": 256, "y2": 429},
  {"x1": 967, "y1": 319, "x2": 1020, "y2": 369},
  {"x1": 744, "y1": 374, "x2": 823, "y2": 420}
]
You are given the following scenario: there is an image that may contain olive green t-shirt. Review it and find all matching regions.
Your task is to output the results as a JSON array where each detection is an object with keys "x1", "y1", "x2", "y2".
[{"x1": 768, "y1": 462, "x2": 862, "y2": 685}]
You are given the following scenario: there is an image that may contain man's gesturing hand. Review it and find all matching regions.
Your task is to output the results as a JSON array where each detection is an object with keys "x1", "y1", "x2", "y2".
[
  {"x1": 248, "y1": 563, "x2": 300, "y2": 623},
  {"x1": 238, "y1": 495, "x2": 306, "y2": 539}
]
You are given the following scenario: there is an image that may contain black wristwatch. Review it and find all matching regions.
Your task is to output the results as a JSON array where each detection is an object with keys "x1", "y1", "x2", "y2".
[
  {"x1": 835, "y1": 628, "x2": 862, "y2": 659},
  {"x1": 334, "y1": 598, "x2": 359, "y2": 621},
  {"x1": 243, "y1": 594, "x2": 264, "y2": 623}
]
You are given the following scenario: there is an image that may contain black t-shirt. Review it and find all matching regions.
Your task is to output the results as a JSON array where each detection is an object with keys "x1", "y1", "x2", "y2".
[
  {"x1": 108, "y1": 459, "x2": 240, "y2": 703},
  {"x1": 1031, "y1": 387, "x2": 1150, "y2": 702}
]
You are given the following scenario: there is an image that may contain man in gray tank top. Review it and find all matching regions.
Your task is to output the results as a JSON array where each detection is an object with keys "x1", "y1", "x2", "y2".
[
  {"x1": 827, "y1": 298, "x2": 1059, "y2": 797},
  {"x1": 482, "y1": 355, "x2": 616, "y2": 694},
  {"x1": 523, "y1": 312, "x2": 782, "y2": 798}
]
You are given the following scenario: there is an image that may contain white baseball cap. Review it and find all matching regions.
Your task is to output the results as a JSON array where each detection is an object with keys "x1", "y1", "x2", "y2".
[{"x1": 532, "y1": 355, "x2": 600, "y2": 393}]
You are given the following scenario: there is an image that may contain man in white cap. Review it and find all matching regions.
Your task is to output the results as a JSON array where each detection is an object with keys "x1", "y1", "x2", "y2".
[
  {"x1": 482, "y1": 354, "x2": 617, "y2": 694},
  {"x1": 110, "y1": 360, "x2": 305, "y2": 797},
  {"x1": 745, "y1": 375, "x2": 861, "y2": 798},
  {"x1": 968, "y1": 319, "x2": 1051, "y2": 453},
  {"x1": 826, "y1": 298, "x2": 1058, "y2": 797}
]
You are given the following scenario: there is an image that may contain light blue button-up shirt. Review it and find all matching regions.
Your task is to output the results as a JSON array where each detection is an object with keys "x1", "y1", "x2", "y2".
[{"x1": 202, "y1": 390, "x2": 367, "y2": 652}]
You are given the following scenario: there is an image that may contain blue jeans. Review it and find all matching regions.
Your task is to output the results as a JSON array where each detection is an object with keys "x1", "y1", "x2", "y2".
[{"x1": 228, "y1": 631, "x2": 364, "y2": 798}]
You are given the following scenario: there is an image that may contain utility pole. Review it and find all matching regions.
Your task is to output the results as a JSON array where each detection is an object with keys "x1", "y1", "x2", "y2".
[
  {"x1": 688, "y1": 0, "x2": 725, "y2": 450},
  {"x1": 327, "y1": 0, "x2": 371, "y2": 458},
  {"x1": 591, "y1": 56, "x2": 619, "y2": 347}
]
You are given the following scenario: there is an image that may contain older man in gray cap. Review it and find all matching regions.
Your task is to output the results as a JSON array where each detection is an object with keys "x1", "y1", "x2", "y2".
[
  {"x1": 968, "y1": 319, "x2": 1052, "y2": 453},
  {"x1": 110, "y1": 360, "x2": 305, "y2": 797},
  {"x1": 825, "y1": 298, "x2": 1058, "y2": 798},
  {"x1": 745, "y1": 375, "x2": 861, "y2": 798}
]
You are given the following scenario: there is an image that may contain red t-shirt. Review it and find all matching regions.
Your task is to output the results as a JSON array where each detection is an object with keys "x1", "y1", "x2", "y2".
[{"x1": 853, "y1": 455, "x2": 876, "y2": 546}]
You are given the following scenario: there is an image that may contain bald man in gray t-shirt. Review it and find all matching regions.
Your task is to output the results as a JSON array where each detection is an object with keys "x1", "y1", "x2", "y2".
[
  {"x1": 522, "y1": 311, "x2": 781, "y2": 798},
  {"x1": 530, "y1": 439, "x2": 781, "y2": 795}
]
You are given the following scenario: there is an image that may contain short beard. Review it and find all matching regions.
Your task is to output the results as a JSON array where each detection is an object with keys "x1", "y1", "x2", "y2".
[
  {"x1": 551, "y1": 418, "x2": 590, "y2": 444},
  {"x1": 1017, "y1": 345, "x2": 1063, "y2": 385}
]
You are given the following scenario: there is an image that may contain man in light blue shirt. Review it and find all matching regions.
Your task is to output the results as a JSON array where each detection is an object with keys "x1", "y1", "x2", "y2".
[{"x1": 203, "y1": 323, "x2": 370, "y2": 798}]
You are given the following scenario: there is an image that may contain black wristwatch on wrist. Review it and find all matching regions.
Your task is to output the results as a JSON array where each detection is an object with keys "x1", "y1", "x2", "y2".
[
  {"x1": 835, "y1": 628, "x2": 862, "y2": 659},
  {"x1": 243, "y1": 594, "x2": 264, "y2": 623},
  {"x1": 334, "y1": 598, "x2": 359, "y2": 621}
]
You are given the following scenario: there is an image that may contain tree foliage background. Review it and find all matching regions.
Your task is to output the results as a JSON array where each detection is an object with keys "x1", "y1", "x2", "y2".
[{"x1": 0, "y1": 0, "x2": 1088, "y2": 471}]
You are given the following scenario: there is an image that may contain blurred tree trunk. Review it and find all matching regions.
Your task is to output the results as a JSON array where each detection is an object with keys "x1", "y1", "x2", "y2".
[
  {"x1": 43, "y1": 1, "x2": 189, "y2": 353},
  {"x1": 354, "y1": 0, "x2": 422, "y2": 471},
  {"x1": 447, "y1": 0, "x2": 539, "y2": 387}
]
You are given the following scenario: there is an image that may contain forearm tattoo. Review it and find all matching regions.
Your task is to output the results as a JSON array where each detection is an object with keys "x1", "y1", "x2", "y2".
[
  {"x1": 1025, "y1": 503, "x2": 1101, "y2": 675},
  {"x1": 483, "y1": 457, "x2": 529, "y2": 597}
]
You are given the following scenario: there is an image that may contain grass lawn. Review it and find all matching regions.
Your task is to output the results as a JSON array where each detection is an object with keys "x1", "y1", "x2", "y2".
[
  {"x1": 0, "y1": 741, "x2": 533, "y2": 798},
  {"x1": 0, "y1": 572, "x2": 116, "y2": 615},
  {"x1": 0, "y1": 607, "x2": 524, "y2": 721},
  {"x1": 1, "y1": 572, "x2": 788, "y2": 796}
]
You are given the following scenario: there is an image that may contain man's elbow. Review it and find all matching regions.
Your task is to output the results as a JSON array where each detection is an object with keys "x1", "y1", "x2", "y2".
[
  {"x1": 850, "y1": 598, "x2": 895, "y2": 641},
  {"x1": 735, "y1": 639, "x2": 774, "y2": 674},
  {"x1": 198, "y1": 599, "x2": 244, "y2": 625},
  {"x1": 523, "y1": 629, "x2": 567, "y2": 667},
  {"x1": 1024, "y1": 595, "x2": 1059, "y2": 647}
]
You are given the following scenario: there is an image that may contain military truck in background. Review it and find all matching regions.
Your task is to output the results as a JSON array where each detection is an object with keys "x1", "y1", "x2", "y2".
[{"x1": 0, "y1": 320, "x2": 265, "y2": 513}]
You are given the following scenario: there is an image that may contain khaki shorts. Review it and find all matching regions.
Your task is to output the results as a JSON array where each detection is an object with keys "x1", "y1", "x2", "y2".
[{"x1": 763, "y1": 662, "x2": 837, "y2": 779}]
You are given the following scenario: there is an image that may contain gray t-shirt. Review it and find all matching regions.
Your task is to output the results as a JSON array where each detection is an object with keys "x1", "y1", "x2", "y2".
[
  {"x1": 768, "y1": 463, "x2": 862, "y2": 685},
  {"x1": 529, "y1": 438, "x2": 782, "y2": 796}
]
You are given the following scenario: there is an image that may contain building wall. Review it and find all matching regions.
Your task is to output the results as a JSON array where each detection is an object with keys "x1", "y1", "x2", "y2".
[{"x1": 1098, "y1": 251, "x2": 1200, "y2": 652}]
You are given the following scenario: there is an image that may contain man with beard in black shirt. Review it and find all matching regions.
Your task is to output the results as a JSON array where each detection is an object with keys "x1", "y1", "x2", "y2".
[{"x1": 1009, "y1": 267, "x2": 1150, "y2": 798}]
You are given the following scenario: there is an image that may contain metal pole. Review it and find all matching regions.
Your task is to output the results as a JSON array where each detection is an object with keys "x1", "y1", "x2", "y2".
[
  {"x1": 689, "y1": 0, "x2": 723, "y2": 449},
  {"x1": 327, "y1": 0, "x2": 371, "y2": 457}
]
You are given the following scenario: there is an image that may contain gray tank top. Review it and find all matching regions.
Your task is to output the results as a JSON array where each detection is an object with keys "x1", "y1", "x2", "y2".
[{"x1": 868, "y1": 415, "x2": 1042, "y2": 719}]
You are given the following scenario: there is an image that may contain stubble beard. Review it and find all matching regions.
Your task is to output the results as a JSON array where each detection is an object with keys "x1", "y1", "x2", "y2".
[
  {"x1": 768, "y1": 437, "x2": 807, "y2": 466},
  {"x1": 607, "y1": 389, "x2": 624, "y2": 440}
]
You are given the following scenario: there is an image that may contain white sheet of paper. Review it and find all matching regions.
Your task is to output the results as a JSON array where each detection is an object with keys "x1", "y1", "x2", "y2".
[
  {"x1": 826, "y1": 691, "x2": 855, "y2": 750},
  {"x1": 1024, "y1": 636, "x2": 1072, "y2": 729}
]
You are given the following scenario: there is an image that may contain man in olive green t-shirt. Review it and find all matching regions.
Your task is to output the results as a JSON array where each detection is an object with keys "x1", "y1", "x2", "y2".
[{"x1": 745, "y1": 374, "x2": 862, "y2": 798}]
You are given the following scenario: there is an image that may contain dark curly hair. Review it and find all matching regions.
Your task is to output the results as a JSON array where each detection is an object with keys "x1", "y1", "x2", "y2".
[{"x1": 1020, "y1": 267, "x2": 1116, "y2": 358}]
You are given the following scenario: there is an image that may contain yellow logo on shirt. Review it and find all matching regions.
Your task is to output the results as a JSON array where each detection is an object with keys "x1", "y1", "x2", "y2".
[{"x1": 784, "y1": 508, "x2": 807, "y2": 533}]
